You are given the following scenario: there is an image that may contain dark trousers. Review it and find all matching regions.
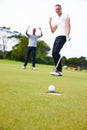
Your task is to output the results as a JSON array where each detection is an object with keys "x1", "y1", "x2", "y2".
[
  {"x1": 24, "y1": 47, "x2": 36, "y2": 67},
  {"x1": 52, "y1": 36, "x2": 66, "y2": 72}
]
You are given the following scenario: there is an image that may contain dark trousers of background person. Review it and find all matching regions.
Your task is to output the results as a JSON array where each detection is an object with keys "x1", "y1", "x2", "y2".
[
  {"x1": 24, "y1": 47, "x2": 36, "y2": 67},
  {"x1": 52, "y1": 36, "x2": 66, "y2": 72}
]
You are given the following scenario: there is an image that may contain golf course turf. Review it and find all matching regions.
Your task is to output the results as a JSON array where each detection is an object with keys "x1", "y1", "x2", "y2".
[{"x1": 0, "y1": 60, "x2": 87, "y2": 130}]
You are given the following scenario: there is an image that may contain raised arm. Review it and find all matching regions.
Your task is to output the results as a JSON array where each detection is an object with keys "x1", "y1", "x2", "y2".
[
  {"x1": 26, "y1": 26, "x2": 30, "y2": 37},
  {"x1": 38, "y1": 28, "x2": 43, "y2": 38},
  {"x1": 49, "y1": 17, "x2": 58, "y2": 33}
]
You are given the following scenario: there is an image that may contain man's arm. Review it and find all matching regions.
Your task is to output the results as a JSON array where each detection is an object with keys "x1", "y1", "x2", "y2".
[
  {"x1": 49, "y1": 17, "x2": 58, "y2": 33},
  {"x1": 38, "y1": 28, "x2": 43, "y2": 38},
  {"x1": 66, "y1": 18, "x2": 71, "y2": 38},
  {"x1": 26, "y1": 26, "x2": 30, "y2": 37}
]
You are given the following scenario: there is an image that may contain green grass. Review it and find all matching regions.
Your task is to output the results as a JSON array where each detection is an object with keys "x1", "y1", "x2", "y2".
[{"x1": 0, "y1": 60, "x2": 87, "y2": 130}]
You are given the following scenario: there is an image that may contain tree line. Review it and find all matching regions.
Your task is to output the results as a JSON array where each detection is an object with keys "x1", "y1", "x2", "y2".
[
  {"x1": 0, "y1": 35, "x2": 87, "y2": 70},
  {"x1": 62, "y1": 56, "x2": 87, "y2": 70}
]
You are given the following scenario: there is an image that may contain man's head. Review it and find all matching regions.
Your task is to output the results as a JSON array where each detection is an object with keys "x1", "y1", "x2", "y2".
[
  {"x1": 55, "y1": 4, "x2": 62, "y2": 16},
  {"x1": 32, "y1": 28, "x2": 36, "y2": 35}
]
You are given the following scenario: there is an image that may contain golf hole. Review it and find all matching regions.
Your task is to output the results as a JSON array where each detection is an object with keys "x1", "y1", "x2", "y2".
[{"x1": 46, "y1": 91, "x2": 61, "y2": 96}]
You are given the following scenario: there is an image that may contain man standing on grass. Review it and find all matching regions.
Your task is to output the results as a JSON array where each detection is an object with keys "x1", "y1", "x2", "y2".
[
  {"x1": 22, "y1": 26, "x2": 43, "y2": 70},
  {"x1": 49, "y1": 4, "x2": 71, "y2": 76}
]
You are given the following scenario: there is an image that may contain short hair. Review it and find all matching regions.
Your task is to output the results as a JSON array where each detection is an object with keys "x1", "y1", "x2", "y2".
[{"x1": 55, "y1": 4, "x2": 62, "y2": 9}]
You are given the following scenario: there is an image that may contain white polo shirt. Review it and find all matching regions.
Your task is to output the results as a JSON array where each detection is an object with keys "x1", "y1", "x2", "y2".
[
  {"x1": 55, "y1": 13, "x2": 70, "y2": 37},
  {"x1": 28, "y1": 35, "x2": 39, "y2": 47}
]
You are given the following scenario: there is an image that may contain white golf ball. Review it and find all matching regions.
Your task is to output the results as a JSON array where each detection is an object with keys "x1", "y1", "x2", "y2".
[{"x1": 48, "y1": 85, "x2": 55, "y2": 92}]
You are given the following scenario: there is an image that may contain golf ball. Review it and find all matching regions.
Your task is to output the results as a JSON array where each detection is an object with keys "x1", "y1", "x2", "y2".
[{"x1": 48, "y1": 85, "x2": 55, "y2": 92}]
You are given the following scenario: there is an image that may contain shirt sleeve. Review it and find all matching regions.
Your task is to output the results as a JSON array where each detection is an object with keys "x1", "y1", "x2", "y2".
[{"x1": 65, "y1": 14, "x2": 70, "y2": 20}]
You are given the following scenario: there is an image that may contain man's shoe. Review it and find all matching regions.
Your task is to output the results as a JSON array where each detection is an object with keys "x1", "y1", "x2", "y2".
[
  {"x1": 58, "y1": 71, "x2": 63, "y2": 76},
  {"x1": 22, "y1": 66, "x2": 26, "y2": 69},
  {"x1": 32, "y1": 67, "x2": 36, "y2": 70},
  {"x1": 50, "y1": 71, "x2": 62, "y2": 76}
]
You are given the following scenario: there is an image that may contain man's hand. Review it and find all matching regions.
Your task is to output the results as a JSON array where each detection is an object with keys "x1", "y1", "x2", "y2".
[
  {"x1": 39, "y1": 27, "x2": 41, "y2": 30},
  {"x1": 26, "y1": 26, "x2": 30, "y2": 37},
  {"x1": 67, "y1": 36, "x2": 71, "y2": 42},
  {"x1": 27, "y1": 26, "x2": 30, "y2": 29},
  {"x1": 38, "y1": 27, "x2": 43, "y2": 38},
  {"x1": 26, "y1": 26, "x2": 30, "y2": 31},
  {"x1": 49, "y1": 17, "x2": 57, "y2": 33}
]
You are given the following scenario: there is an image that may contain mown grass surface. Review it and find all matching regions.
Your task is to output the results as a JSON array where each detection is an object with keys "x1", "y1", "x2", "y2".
[{"x1": 0, "y1": 60, "x2": 87, "y2": 130}]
